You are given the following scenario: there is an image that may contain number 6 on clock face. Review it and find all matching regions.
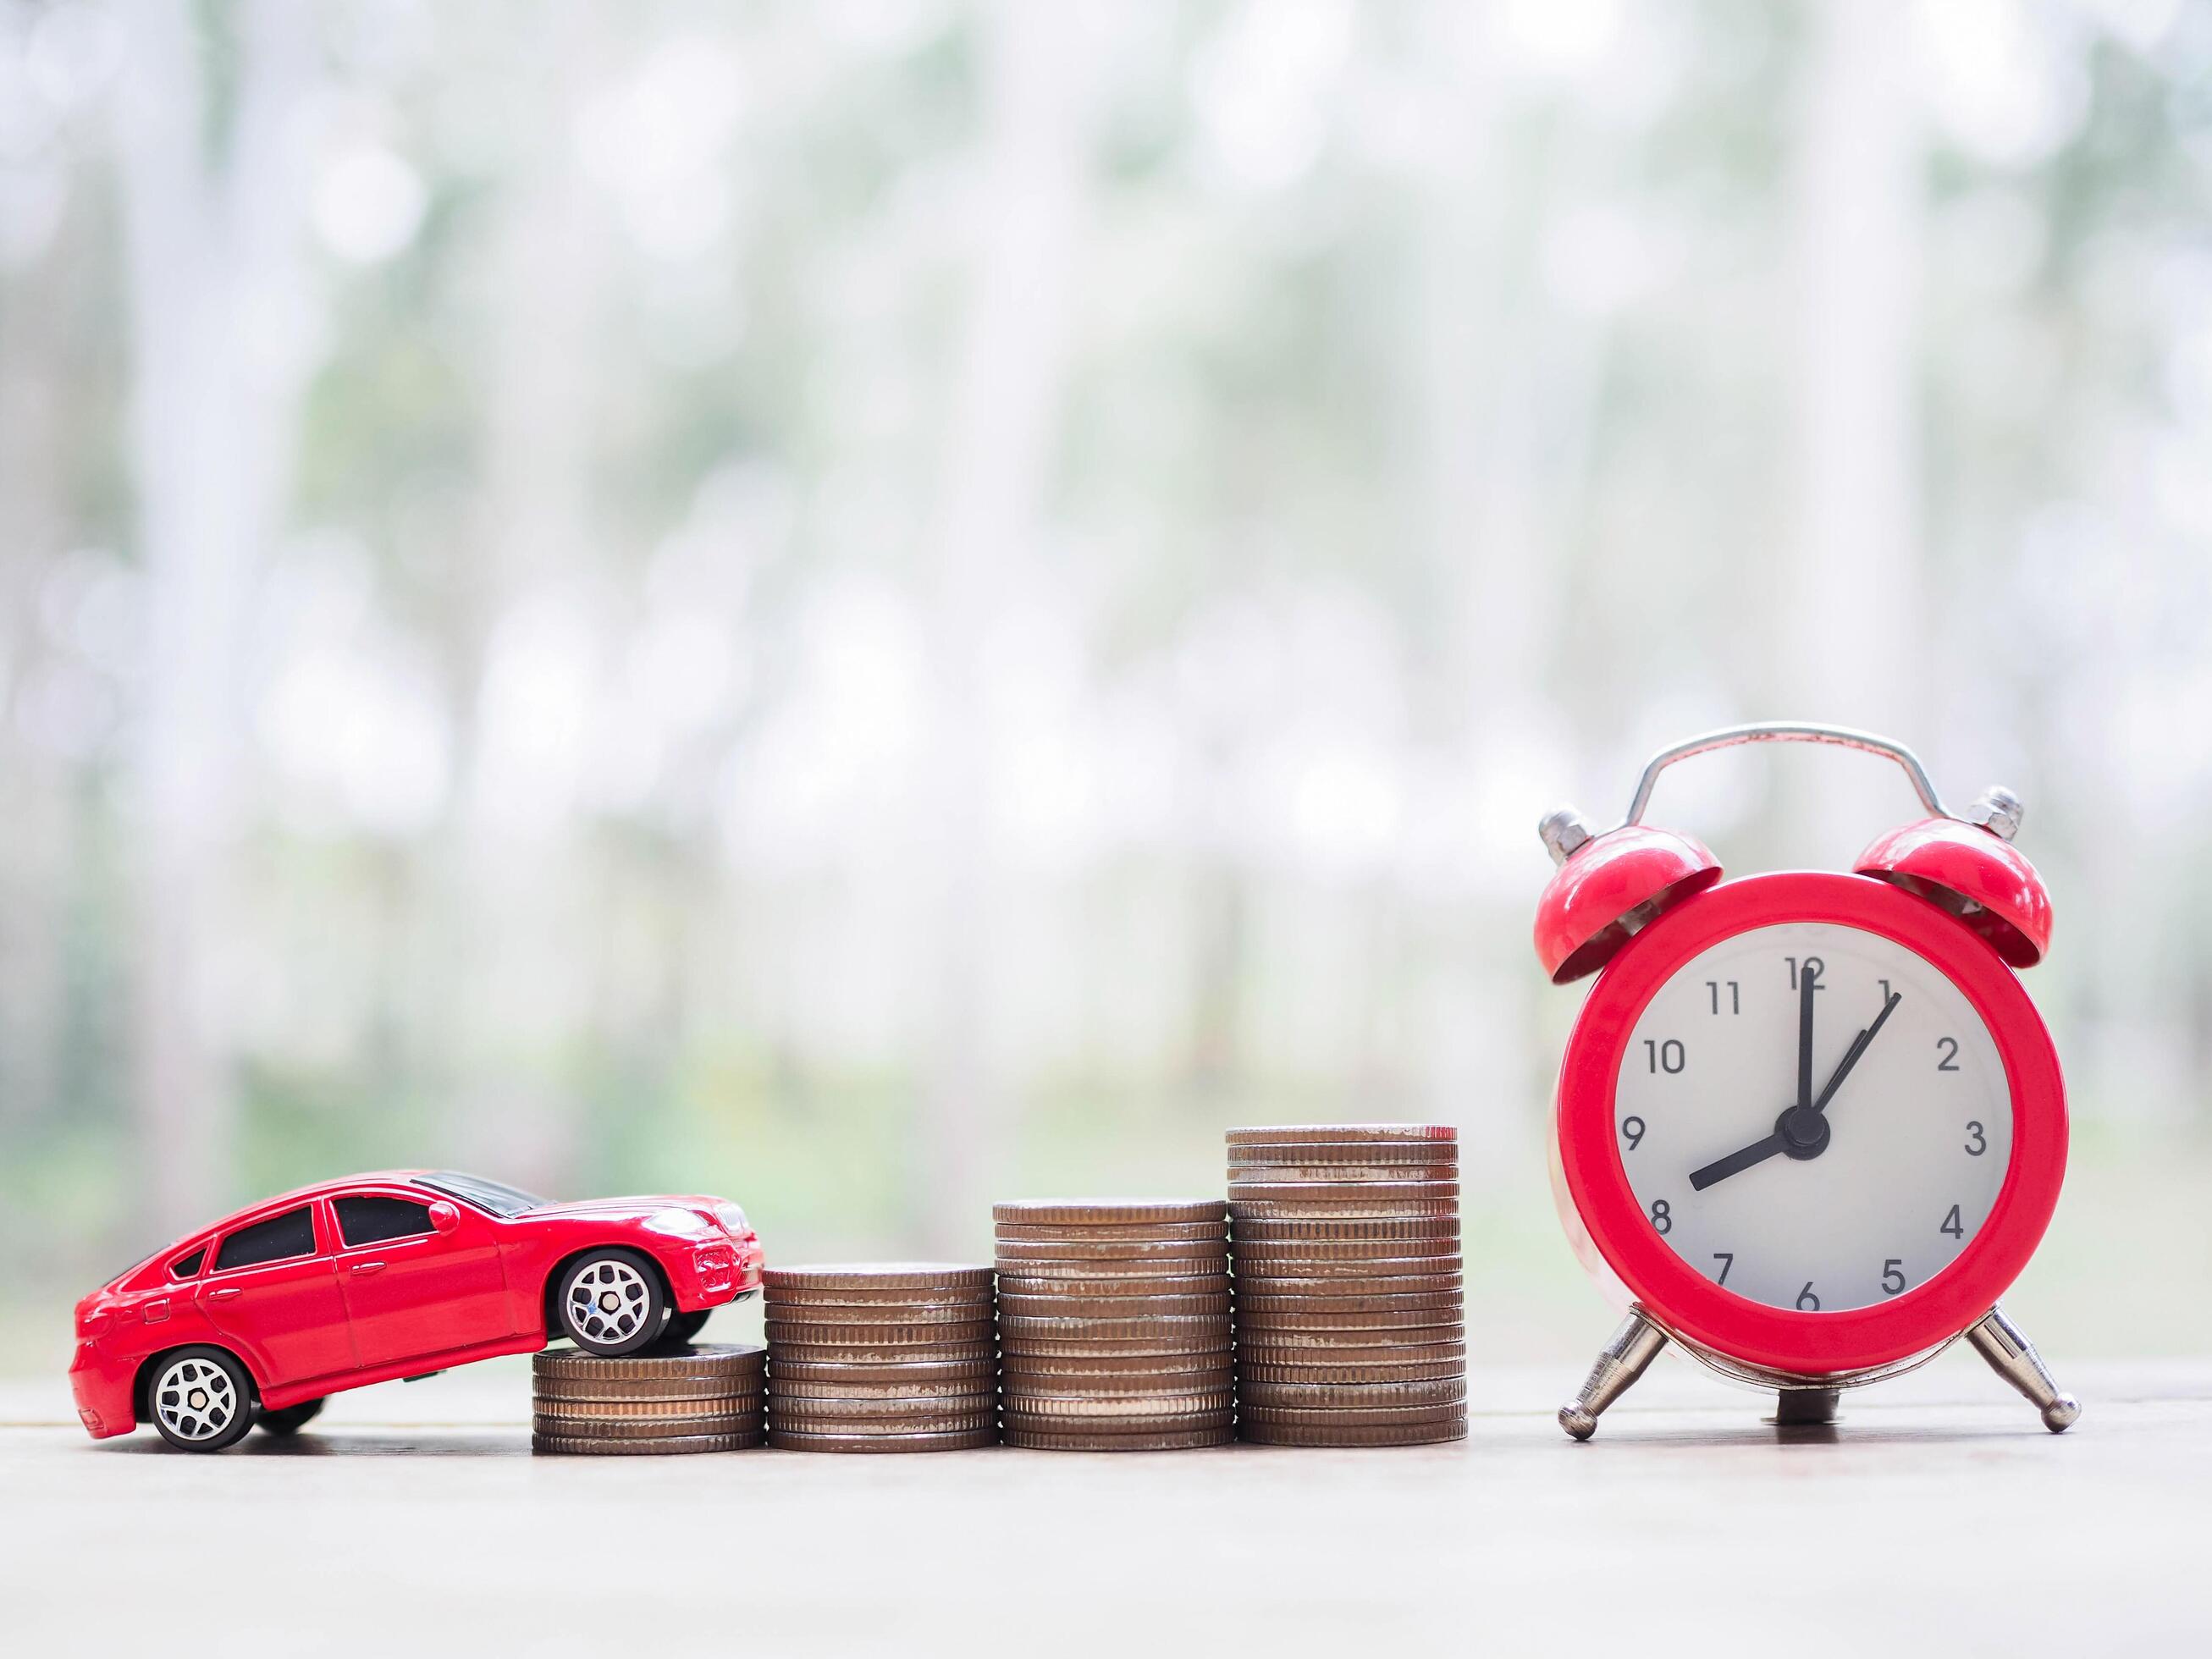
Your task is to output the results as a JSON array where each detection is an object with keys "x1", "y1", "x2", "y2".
[{"x1": 1614, "y1": 921, "x2": 2011, "y2": 1314}]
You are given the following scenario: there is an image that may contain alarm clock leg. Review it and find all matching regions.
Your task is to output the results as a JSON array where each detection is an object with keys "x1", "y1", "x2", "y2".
[
  {"x1": 1558, "y1": 1307, "x2": 1669, "y2": 1440},
  {"x1": 1965, "y1": 1306, "x2": 2082, "y2": 1433}
]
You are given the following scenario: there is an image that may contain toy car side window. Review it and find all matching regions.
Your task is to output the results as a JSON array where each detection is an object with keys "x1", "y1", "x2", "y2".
[
  {"x1": 334, "y1": 1195, "x2": 436, "y2": 1248},
  {"x1": 212, "y1": 1206, "x2": 318, "y2": 1272},
  {"x1": 168, "y1": 1248, "x2": 207, "y2": 1280}
]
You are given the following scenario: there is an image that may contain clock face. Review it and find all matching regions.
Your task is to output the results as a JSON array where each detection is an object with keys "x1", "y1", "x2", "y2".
[{"x1": 1614, "y1": 921, "x2": 2014, "y2": 1315}]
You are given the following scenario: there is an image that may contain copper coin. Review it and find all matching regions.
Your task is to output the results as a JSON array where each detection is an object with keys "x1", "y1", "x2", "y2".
[
  {"x1": 532, "y1": 1411, "x2": 764, "y2": 1439},
  {"x1": 1001, "y1": 1352, "x2": 1232, "y2": 1380},
  {"x1": 532, "y1": 1375, "x2": 765, "y2": 1403},
  {"x1": 1000, "y1": 1390, "x2": 1233, "y2": 1419},
  {"x1": 535, "y1": 1407, "x2": 770, "y2": 1433},
  {"x1": 1230, "y1": 1216, "x2": 1459, "y2": 1244},
  {"x1": 769, "y1": 1340, "x2": 998, "y2": 1365},
  {"x1": 1002, "y1": 1425, "x2": 1233, "y2": 1452},
  {"x1": 996, "y1": 1292, "x2": 1233, "y2": 1318},
  {"x1": 995, "y1": 1221, "x2": 1227, "y2": 1243},
  {"x1": 532, "y1": 1342, "x2": 765, "y2": 1380},
  {"x1": 1237, "y1": 1377, "x2": 1468, "y2": 1410},
  {"x1": 1236, "y1": 1327, "x2": 1464, "y2": 1353},
  {"x1": 769, "y1": 1392, "x2": 997, "y2": 1421},
  {"x1": 770, "y1": 1378, "x2": 1000, "y2": 1403},
  {"x1": 1238, "y1": 1357, "x2": 1465, "y2": 1386},
  {"x1": 1230, "y1": 1198, "x2": 1458, "y2": 1222},
  {"x1": 762, "y1": 1263, "x2": 993, "y2": 1292},
  {"x1": 769, "y1": 1426, "x2": 998, "y2": 1453},
  {"x1": 764, "y1": 1319, "x2": 996, "y2": 1347},
  {"x1": 993, "y1": 1199, "x2": 1227, "y2": 1226},
  {"x1": 1228, "y1": 1139, "x2": 1460, "y2": 1165},
  {"x1": 1240, "y1": 1401, "x2": 1465, "y2": 1427},
  {"x1": 1001, "y1": 1370, "x2": 1233, "y2": 1398},
  {"x1": 1002, "y1": 1408, "x2": 1234, "y2": 1436},
  {"x1": 999, "y1": 1314, "x2": 1232, "y2": 1342},
  {"x1": 1234, "y1": 1282, "x2": 1464, "y2": 1308},
  {"x1": 1232, "y1": 1240, "x2": 1464, "y2": 1266},
  {"x1": 1000, "y1": 1334, "x2": 1233, "y2": 1360},
  {"x1": 993, "y1": 1253, "x2": 1227, "y2": 1278},
  {"x1": 1000, "y1": 1282, "x2": 1238, "y2": 1309},
  {"x1": 769, "y1": 1407, "x2": 996, "y2": 1434},
  {"x1": 1229, "y1": 1164, "x2": 1460, "y2": 1186},
  {"x1": 1227, "y1": 1180, "x2": 1459, "y2": 1204},
  {"x1": 1235, "y1": 1305, "x2": 1463, "y2": 1331},
  {"x1": 992, "y1": 1238, "x2": 1230, "y2": 1264},
  {"x1": 533, "y1": 1430, "x2": 762, "y2": 1455},
  {"x1": 770, "y1": 1309, "x2": 995, "y2": 1336},
  {"x1": 767, "y1": 1358, "x2": 997, "y2": 1385},
  {"x1": 1238, "y1": 1416, "x2": 1466, "y2": 1447},
  {"x1": 1226, "y1": 1124, "x2": 1456, "y2": 1145}
]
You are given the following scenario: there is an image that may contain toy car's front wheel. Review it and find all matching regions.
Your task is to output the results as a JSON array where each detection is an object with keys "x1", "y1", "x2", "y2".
[
  {"x1": 555, "y1": 1248, "x2": 668, "y2": 1356},
  {"x1": 257, "y1": 1397, "x2": 326, "y2": 1436},
  {"x1": 148, "y1": 1348, "x2": 256, "y2": 1452}
]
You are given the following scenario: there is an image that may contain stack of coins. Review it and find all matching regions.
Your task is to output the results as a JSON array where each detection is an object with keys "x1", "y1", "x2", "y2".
[
  {"x1": 764, "y1": 1265, "x2": 1000, "y2": 1452},
  {"x1": 994, "y1": 1199, "x2": 1235, "y2": 1451},
  {"x1": 531, "y1": 1343, "x2": 765, "y2": 1454},
  {"x1": 1228, "y1": 1125, "x2": 1467, "y2": 1447}
]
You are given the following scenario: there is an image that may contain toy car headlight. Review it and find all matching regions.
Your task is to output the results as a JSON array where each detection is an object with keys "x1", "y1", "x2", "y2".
[
  {"x1": 714, "y1": 1203, "x2": 750, "y2": 1237},
  {"x1": 646, "y1": 1207, "x2": 710, "y2": 1237}
]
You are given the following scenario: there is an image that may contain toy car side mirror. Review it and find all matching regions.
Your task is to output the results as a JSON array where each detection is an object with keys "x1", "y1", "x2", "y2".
[{"x1": 428, "y1": 1202, "x2": 460, "y2": 1234}]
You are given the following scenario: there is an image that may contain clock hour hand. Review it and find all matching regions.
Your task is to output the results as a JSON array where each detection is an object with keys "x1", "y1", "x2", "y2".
[{"x1": 1689, "y1": 1132, "x2": 1784, "y2": 1192}]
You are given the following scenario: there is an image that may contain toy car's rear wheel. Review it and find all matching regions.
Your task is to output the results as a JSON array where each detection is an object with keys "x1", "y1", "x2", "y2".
[
  {"x1": 556, "y1": 1248, "x2": 668, "y2": 1356},
  {"x1": 149, "y1": 1348, "x2": 256, "y2": 1452},
  {"x1": 257, "y1": 1397, "x2": 326, "y2": 1436}
]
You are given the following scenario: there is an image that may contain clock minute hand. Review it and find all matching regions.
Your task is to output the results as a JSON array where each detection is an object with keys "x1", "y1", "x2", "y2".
[{"x1": 1807, "y1": 989, "x2": 1903, "y2": 1116}]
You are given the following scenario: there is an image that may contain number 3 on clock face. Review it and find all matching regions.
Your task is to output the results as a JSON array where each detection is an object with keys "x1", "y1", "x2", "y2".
[{"x1": 1613, "y1": 921, "x2": 2012, "y2": 1315}]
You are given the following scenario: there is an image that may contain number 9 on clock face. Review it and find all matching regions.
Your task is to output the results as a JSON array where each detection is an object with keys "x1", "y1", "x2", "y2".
[{"x1": 1614, "y1": 922, "x2": 2011, "y2": 1314}]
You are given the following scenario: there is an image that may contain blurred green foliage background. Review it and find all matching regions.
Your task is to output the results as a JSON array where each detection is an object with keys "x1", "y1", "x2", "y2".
[{"x1": 3, "y1": 0, "x2": 2210, "y2": 1373}]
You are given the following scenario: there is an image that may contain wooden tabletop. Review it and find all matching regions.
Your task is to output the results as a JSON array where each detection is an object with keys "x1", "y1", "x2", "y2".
[{"x1": 3, "y1": 1355, "x2": 2205, "y2": 1653}]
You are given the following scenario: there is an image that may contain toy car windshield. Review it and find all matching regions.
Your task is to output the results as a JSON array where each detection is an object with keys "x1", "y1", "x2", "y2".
[{"x1": 413, "y1": 1171, "x2": 547, "y2": 1217}]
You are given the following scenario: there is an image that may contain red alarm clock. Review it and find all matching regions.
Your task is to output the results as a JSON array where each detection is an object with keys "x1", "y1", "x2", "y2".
[{"x1": 1534, "y1": 724, "x2": 2080, "y2": 1438}]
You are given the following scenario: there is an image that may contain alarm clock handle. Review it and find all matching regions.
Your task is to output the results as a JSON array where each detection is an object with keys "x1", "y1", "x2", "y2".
[
  {"x1": 1622, "y1": 722, "x2": 1954, "y2": 828},
  {"x1": 1966, "y1": 1307, "x2": 2082, "y2": 1433},
  {"x1": 1558, "y1": 1306, "x2": 1669, "y2": 1441}
]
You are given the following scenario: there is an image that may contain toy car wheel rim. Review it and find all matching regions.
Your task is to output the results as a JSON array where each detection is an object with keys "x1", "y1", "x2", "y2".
[
  {"x1": 154, "y1": 1356, "x2": 238, "y2": 1442},
  {"x1": 568, "y1": 1259, "x2": 652, "y2": 1346}
]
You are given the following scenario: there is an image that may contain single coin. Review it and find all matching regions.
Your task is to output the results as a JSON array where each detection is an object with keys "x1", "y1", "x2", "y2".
[
  {"x1": 769, "y1": 1392, "x2": 997, "y2": 1421},
  {"x1": 999, "y1": 1314, "x2": 1232, "y2": 1342},
  {"x1": 1235, "y1": 1306, "x2": 1463, "y2": 1331},
  {"x1": 770, "y1": 1378, "x2": 1000, "y2": 1403},
  {"x1": 996, "y1": 1293, "x2": 1233, "y2": 1319},
  {"x1": 769, "y1": 1426, "x2": 998, "y2": 1453},
  {"x1": 1237, "y1": 1377, "x2": 1468, "y2": 1410},
  {"x1": 1000, "y1": 1390, "x2": 1233, "y2": 1419},
  {"x1": 1226, "y1": 1124, "x2": 1457, "y2": 1145},
  {"x1": 1238, "y1": 1416, "x2": 1466, "y2": 1447},
  {"x1": 992, "y1": 1238, "x2": 1229, "y2": 1265},
  {"x1": 532, "y1": 1375, "x2": 765, "y2": 1403},
  {"x1": 770, "y1": 1309, "x2": 995, "y2": 1336},
  {"x1": 533, "y1": 1430, "x2": 762, "y2": 1455},
  {"x1": 1227, "y1": 1180, "x2": 1459, "y2": 1204},
  {"x1": 767, "y1": 1358, "x2": 997, "y2": 1385},
  {"x1": 992, "y1": 1199, "x2": 1227, "y2": 1226},
  {"x1": 1230, "y1": 1216, "x2": 1459, "y2": 1244},
  {"x1": 533, "y1": 1342, "x2": 765, "y2": 1380},
  {"x1": 1000, "y1": 1334, "x2": 1232, "y2": 1360},
  {"x1": 1240, "y1": 1401, "x2": 1465, "y2": 1427},
  {"x1": 769, "y1": 1407, "x2": 996, "y2": 1435},
  {"x1": 1229, "y1": 1164, "x2": 1460, "y2": 1186},
  {"x1": 765, "y1": 1274, "x2": 1000, "y2": 1300},
  {"x1": 1231, "y1": 1265, "x2": 1463, "y2": 1292},
  {"x1": 1232, "y1": 1240, "x2": 1464, "y2": 1267},
  {"x1": 1003, "y1": 1425, "x2": 1233, "y2": 1452},
  {"x1": 1238, "y1": 1357, "x2": 1465, "y2": 1386},
  {"x1": 995, "y1": 1221, "x2": 1227, "y2": 1243},
  {"x1": 764, "y1": 1319, "x2": 996, "y2": 1347},
  {"x1": 1000, "y1": 1282, "x2": 1238, "y2": 1309},
  {"x1": 1234, "y1": 1284, "x2": 1465, "y2": 1309},
  {"x1": 769, "y1": 1340, "x2": 998, "y2": 1366},
  {"x1": 1230, "y1": 1198, "x2": 1459, "y2": 1222},
  {"x1": 532, "y1": 1411, "x2": 764, "y2": 1440},
  {"x1": 1003, "y1": 1408, "x2": 1234, "y2": 1435},
  {"x1": 1001, "y1": 1370, "x2": 1233, "y2": 1398},
  {"x1": 1228, "y1": 1139, "x2": 1460, "y2": 1165},
  {"x1": 993, "y1": 1254, "x2": 1227, "y2": 1279},
  {"x1": 1001, "y1": 1353, "x2": 1232, "y2": 1381},
  {"x1": 1237, "y1": 1337, "x2": 1466, "y2": 1363},
  {"x1": 1236, "y1": 1327, "x2": 1464, "y2": 1353},
  {"x1": 532, "y1": 1407, "x2": 770, "y2": 1433}
]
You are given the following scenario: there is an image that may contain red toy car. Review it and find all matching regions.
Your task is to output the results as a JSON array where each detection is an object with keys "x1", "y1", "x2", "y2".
[{"x1": 69, "y1": 1170, "x2": 764, "y2": 1452}]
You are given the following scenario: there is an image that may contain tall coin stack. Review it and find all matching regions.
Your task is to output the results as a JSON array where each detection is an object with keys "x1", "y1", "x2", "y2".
[
  {"x1": 1228, "y1": 1125, "x2": 1468, "y2": 1447},
  {"x1": 994, "y1": 1199, "x2": 1235, "y2": 1451},
  {"x1": 764, "y1": 1265, "x2": 1001, "y2": 1452},
  {"x1": 532, "y1": 1343, "x2": 766, "y2": 1454}
]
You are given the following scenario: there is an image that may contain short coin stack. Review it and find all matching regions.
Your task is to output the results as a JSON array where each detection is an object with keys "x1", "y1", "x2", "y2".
[
  {"x1": 995, "y1": 1199, "x2": 1235, "y2": 1450},
  {"x1": 764, "y1": 1264, "x2": 1000, "y2": 1452},
  {"x1": 1228, "y1": 1125, "x2": 1467, "y2": 1447},
  {"x1": 532, "y1": 1343, "x2": 765, "y2": 1454}
]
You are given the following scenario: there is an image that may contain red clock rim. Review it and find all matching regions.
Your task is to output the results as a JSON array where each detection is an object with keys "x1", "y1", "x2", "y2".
[{"x1": 1555, "y1": 869, "x2": 2066, "y2": 1375}]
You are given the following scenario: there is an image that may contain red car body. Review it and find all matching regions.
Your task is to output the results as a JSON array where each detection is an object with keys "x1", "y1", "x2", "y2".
[{"x1": 69, "y1": 1171, "x2": 764, "y2": 1441}]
